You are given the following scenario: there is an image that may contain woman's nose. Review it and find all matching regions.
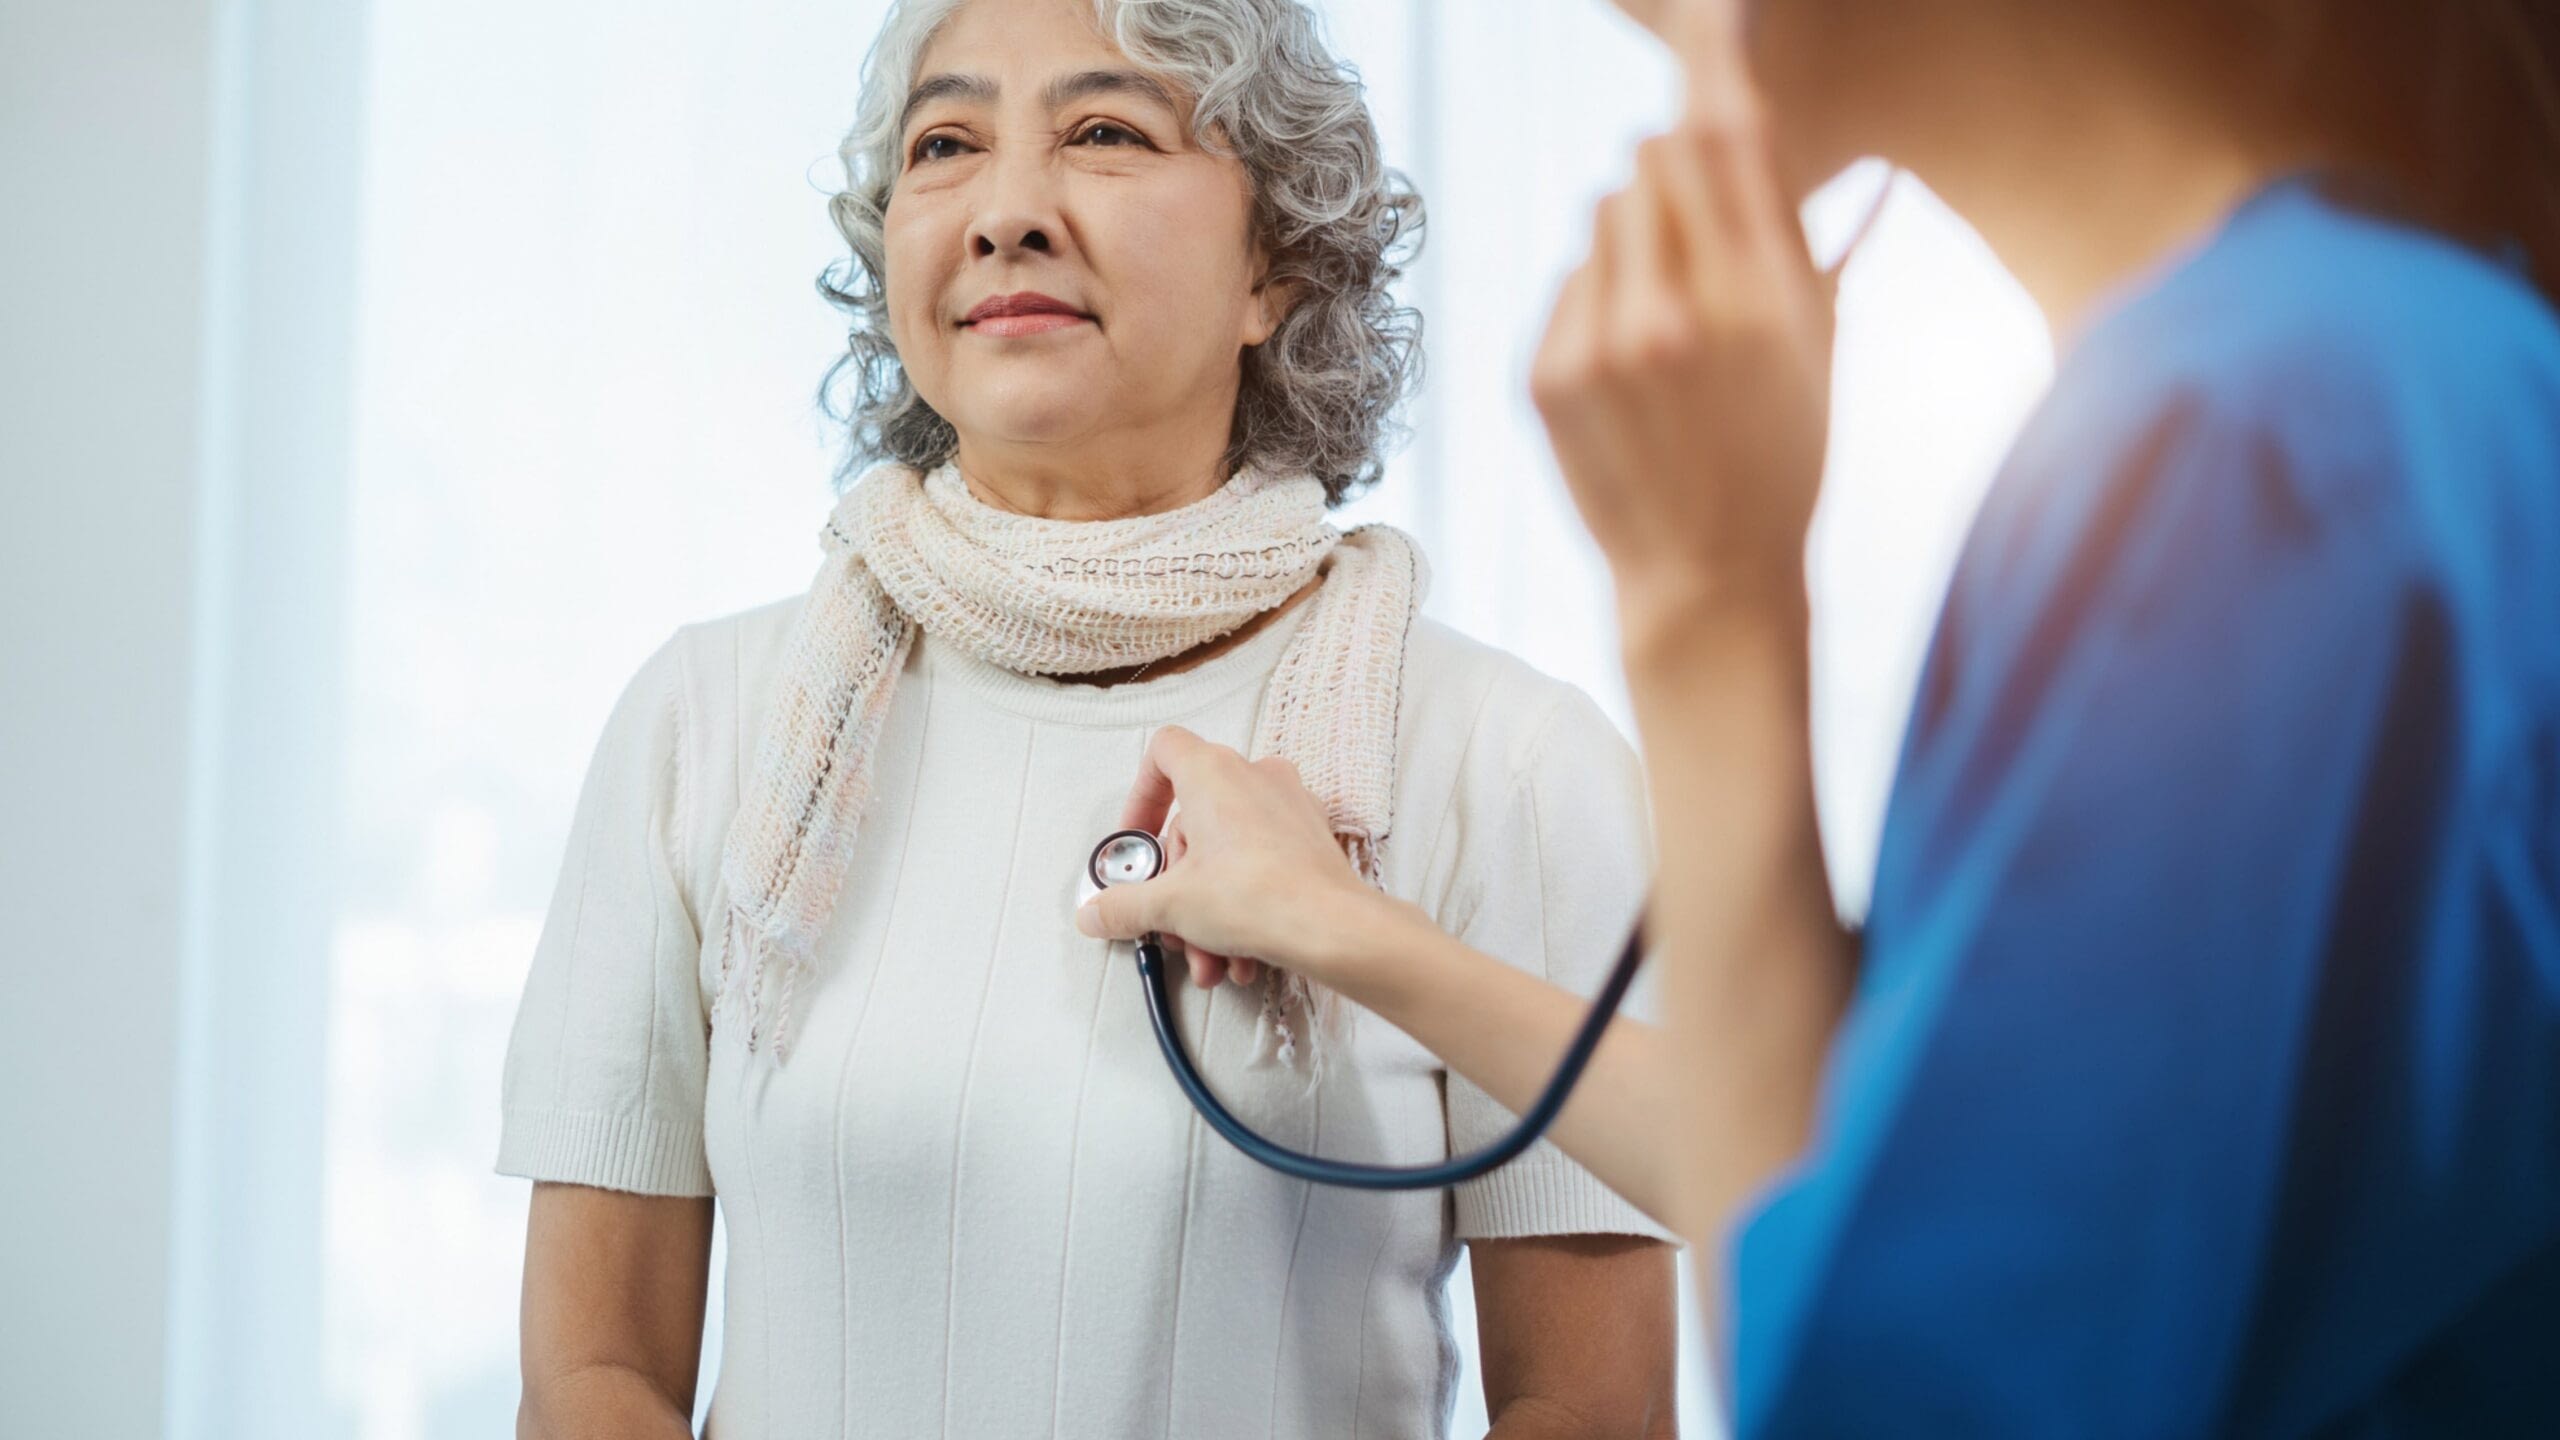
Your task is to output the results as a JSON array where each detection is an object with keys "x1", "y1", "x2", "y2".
[{"x1": 966, "y1": 151, "x2": 1066, "y2": 259}]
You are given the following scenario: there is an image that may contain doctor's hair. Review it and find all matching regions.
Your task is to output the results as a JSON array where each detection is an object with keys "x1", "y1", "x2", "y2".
[
  {"x1": 816, "y1": 0, "x2": 1426, "y2": 506},
  {"x1": 2302, "y1": 0, "x2": 2560, "y2": 308},
  {"x1": 2176, "y1": 0, "x2": 2560, "y2": 308}
]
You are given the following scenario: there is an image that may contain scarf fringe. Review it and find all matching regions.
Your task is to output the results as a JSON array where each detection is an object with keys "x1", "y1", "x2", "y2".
[{"x1": 719, "y1": 908, "x2": 814, "y2": 1062}]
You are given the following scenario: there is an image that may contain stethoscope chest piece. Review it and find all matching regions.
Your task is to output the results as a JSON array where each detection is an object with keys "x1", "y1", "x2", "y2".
[
  {"x1": 1085, "y1": 828, "x2": 1172, "y2": 978},
  {"x1": 1089, "y1": 829, "x2": 1165, "y2": 890}
]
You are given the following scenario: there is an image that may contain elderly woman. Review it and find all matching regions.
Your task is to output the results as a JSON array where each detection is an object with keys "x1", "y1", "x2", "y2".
[{"x1": 497, "y1": 0, "x2": 1675, "y2": 1435}]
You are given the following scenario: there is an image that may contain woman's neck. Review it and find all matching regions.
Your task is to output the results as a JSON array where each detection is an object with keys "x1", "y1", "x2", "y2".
[{"x1": 952, "y1": 441, "x2": 1230, "y2": 522}]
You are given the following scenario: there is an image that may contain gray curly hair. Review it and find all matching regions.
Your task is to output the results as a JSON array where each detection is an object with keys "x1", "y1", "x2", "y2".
[{"x1": 817, "y1": 0, "x2": 1425, "y2": 507}]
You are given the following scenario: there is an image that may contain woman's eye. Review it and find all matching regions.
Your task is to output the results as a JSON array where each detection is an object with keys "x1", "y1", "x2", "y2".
[
  {"x1": 913, "y1": 134, "x2": 969, "y2": 163},
  {"x1": 1075, "y1": 123, "x2": 1144, "y2": 148}
]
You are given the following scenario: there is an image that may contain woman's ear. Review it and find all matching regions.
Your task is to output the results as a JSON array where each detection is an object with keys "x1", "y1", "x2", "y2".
[{"x1": 1245, "y1": 271, "x2": 1303, "y2": 347}]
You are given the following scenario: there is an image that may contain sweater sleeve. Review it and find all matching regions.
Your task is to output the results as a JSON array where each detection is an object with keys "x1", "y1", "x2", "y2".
[
  {"x1": 1446, "y1": 686, "x2": 1674, "y2": 1243},
  {"x1": 494, "y1": 631, "x2": 715, "y2": 1197}
]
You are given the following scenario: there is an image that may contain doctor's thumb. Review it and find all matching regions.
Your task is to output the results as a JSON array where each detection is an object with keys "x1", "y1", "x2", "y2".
[{"x1": 1076, "y1": 879, "x2": 1166, "y2": 942}]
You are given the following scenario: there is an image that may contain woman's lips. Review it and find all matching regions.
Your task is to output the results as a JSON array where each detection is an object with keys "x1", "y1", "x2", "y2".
[
  {"x1": 967, "y1": 312, "x2": 1092, "y2": 338},
  {"x1": 963, "y1": 291, "x2": 1092, "y2": 337}
]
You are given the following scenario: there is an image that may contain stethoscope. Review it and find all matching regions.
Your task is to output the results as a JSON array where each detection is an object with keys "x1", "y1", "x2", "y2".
[{"x1": 1088, "y1": 829, "x2": 1649, "y2": 1192}]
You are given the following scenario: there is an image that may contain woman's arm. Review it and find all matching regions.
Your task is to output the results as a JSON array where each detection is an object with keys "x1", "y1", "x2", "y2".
[
  {"x1": 517, "y1": 1181, "x2": 714, "y2": 1439},
  {"x1": 1473, "y1": 1235, "x2": 1680, "y2": 1438}
]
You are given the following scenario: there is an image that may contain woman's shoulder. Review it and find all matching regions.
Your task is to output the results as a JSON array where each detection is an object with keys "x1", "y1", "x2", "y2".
[
  {"x1": 621, "y1": 591, "x2": 808, "y2": 761},
  {"x1": 661, "y1": 592, "x2": 805, "y2": 702},
  {"x1": 1400, "y1": 616, "x2": 1631, "y2": 779},
  {"x1": 609, "y1": 594, "x2": 808, "y2": 895},
  {"x1": 1388, "y1": 617, "x2": 1650, "y2": 936},
  {"x1": 1390, "y1": 617, "x2": 1644, "y2": 883}
]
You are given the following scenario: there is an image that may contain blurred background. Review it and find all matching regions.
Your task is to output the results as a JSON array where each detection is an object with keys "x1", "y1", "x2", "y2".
[{"x1": 1, "y1": 0, "x2": 2048, "y2": 1435}]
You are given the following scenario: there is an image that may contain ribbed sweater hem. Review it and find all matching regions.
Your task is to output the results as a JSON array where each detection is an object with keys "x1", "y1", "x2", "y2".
[
  {"x1": 496, "y1": 1106, "x2": 715, "y2": 1197},
  {"x1": 1454, "y1": 1154, "x2": 1674, "y2": 1243}
]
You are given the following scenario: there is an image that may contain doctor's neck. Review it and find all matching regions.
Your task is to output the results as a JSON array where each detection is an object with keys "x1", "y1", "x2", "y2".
[
  {"x1": 1909, "y1": 101, "x2": 2283, "y2": 342},
  {"x1": 1768, "y1": 8, "x2": 2317, "y2": 338}
]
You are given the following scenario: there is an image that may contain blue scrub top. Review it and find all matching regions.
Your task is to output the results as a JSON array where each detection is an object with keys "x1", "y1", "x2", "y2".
[{"x1": 1730, "y1": 177, "x2": 2560, "y2": 1438}]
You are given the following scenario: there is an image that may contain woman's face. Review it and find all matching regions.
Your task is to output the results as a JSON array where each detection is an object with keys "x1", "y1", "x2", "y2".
[{"x1": 884, "y1": 0, "x2": 1279, "y2": 472}]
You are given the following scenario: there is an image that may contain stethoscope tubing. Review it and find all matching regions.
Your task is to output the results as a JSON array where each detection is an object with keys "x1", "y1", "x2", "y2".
[{"x1": 1133, "y1": 921, "x2": 1649, "y2": 1191}]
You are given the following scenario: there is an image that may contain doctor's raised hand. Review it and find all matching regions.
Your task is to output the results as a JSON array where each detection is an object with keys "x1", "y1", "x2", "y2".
[
  {"x1": 1537, "y1": 0, "x2": 1836, "y2": 630},
  {"x1": 1532, "y1": 0, "x2": 1856, "y2": 1247}
]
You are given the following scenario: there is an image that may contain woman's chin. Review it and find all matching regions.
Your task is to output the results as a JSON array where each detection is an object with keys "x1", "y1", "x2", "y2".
[{"x1": 948, "y1": 394, "x2": 1113, "y2": 449}]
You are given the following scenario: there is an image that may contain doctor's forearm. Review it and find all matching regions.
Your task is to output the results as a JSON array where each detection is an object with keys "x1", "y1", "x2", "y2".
[
  {"x1": 1620, "y1": 586, "x2": 1855, "y2": 1256},
  {"x1": 1322, "y1": 905, "x2": 1686, "y2": 1229}
]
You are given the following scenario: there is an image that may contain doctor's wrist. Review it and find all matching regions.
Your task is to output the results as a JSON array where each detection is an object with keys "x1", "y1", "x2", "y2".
[
  {"x1": 1614, "y1": 559, "x2": 1810, "y2": 674},
  {"x1": 1298, "y1": 890, "x2": 1444, "y2": 1004}
]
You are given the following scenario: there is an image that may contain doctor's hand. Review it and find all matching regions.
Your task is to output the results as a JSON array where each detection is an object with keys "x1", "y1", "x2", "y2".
[
  {"x1": 1599, "y1": 0, "x2": 1676, "y2": 39},
  {"x1": 1074, "y1": 726, "x2": 1427, "y2": 994},
  {"x1": 1534, "y1": 0, "x2": 1835, "y2": 643}
]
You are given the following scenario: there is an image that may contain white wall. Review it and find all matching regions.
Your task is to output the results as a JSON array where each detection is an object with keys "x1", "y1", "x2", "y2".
[
  {"x1": 0, "y1": 2, "x2": 220, "y2": 1434},
  {"x1": 1, "y1": 2, "x2": 367, "y2": 1435}
]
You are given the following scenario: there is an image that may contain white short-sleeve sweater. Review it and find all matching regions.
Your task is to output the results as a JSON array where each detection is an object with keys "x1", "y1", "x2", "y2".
[{"x1": 496, "y1": 587, "x2": 1668, "y2": 1440}]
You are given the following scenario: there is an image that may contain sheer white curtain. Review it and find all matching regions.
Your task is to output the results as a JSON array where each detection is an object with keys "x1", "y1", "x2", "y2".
[{"x1": 325, "y1": 1, "x2": 2048, "y2": 1436}]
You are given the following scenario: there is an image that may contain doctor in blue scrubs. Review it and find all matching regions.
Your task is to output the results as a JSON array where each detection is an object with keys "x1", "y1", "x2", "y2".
[{"x1": 1078, "y1": 0, "x2": 2560, "y2": 1434}]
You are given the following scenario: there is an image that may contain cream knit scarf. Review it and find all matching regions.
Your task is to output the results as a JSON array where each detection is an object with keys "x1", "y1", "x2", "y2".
[{"x1": 715, "y1": 459, "x2": 1424, "y2": 1063}]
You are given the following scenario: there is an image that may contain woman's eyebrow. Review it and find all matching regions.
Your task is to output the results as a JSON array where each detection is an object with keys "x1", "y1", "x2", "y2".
[
  {"x1": 900, "y1": 72, "x2": 997, "y2": 134},
  {"x1": 1041, "y1": 68, "x2": 1179, "y2": 116}
]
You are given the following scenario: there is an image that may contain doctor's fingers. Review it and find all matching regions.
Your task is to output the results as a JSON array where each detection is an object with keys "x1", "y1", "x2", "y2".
[
  {"x1": 1116, "y1": 724, "x2": 1265, "y2": 836},
  {"x1": 1157, "y1": 823, "x2": 1240, "y2": 988},
  {"x1": 1600, "y1": 0, "x2": 1745, "y2": 51},
  {"x1": 1077, "y1": 871, "x2": 1180, "y2": 943},
  {"x1": 1601, "y1": 0, "x2": 1675, "y2": 40},
  {"x1": 1535, "y1": 192, "x2": 1682, "y2": 546},
  {"x1": 1643, "y1": 118, "x2": 1821, "y2": 335},
  {"x1": 1186, "y1": 941, "x2": 1241, "y2": 990},
  {"x1": 1667, "y1": 0, "x2": 1757, "y2": 128},
  {"x1": 1076, "y1": 880, "x2": 1262, "y2": 981},
  {"x1": 1116, "y1": 724, "x2": 1210, "y2": 836},
  {"x1": 1530, "y1": 202, "x2": 1622, "y2": 444},
  {"x1": 1116, "y1": 931, "x2": 1247, "y2": 992}
]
